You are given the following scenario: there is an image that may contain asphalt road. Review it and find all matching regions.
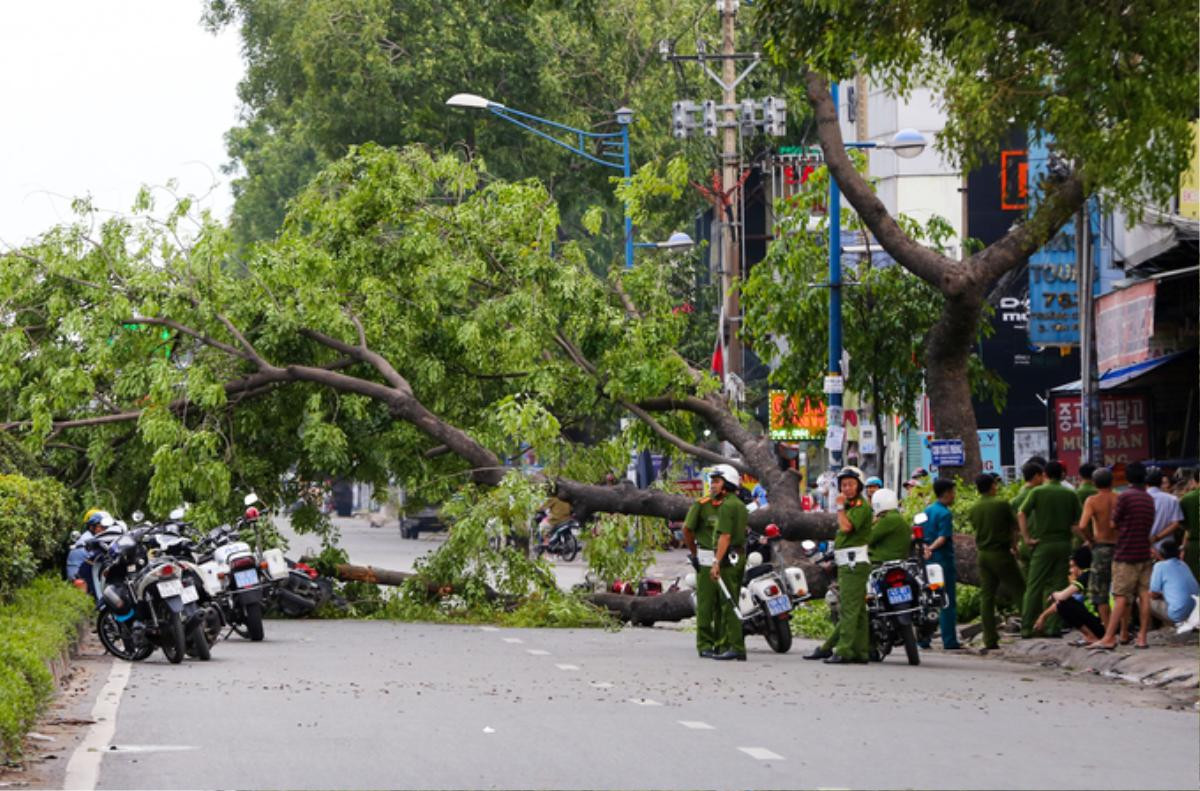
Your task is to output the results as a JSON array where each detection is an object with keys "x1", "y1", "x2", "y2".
[{"x1": 62, "y1": 620, "x2": 1198, "y2": 791}]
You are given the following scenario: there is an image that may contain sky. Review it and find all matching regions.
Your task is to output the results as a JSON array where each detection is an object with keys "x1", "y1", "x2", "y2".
[{"x1": 0, "y1": 2, "x2": 244, "y2": 248}]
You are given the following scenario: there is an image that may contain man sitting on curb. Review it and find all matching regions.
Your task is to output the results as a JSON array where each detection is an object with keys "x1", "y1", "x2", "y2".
[{"x1": 1148, "y1": 539, "x2": 1200, "y2": 629}]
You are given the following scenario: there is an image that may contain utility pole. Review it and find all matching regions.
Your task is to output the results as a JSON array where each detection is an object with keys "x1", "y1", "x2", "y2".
[
  {"x1": 1078, "y1": 205, "x2": 1101, "y2": 466},
  {"x1": 663, "y1": 0, "x2": 783, "y2": 401}
]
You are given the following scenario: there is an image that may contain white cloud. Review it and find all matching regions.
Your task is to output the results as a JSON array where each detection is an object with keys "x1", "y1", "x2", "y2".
[{"x1": 0, "y1": 1, "x2": 244, "y2": 247}]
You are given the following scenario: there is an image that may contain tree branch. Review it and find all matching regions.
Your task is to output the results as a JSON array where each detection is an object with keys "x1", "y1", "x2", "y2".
[{"x1": 127, "y1": 316, "x2": 249, "y2": 361}]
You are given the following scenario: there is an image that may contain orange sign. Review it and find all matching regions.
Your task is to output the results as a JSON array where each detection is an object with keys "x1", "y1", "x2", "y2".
[{"x1": 769, "y1": 391, "x2": 826, "y2": 440}]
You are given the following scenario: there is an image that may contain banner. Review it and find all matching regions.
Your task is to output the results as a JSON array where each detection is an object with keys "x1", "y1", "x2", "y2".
[
  {"x1": 1096, "y1": 281, "x2": 1156, "y2": 371},
  {"x1": 1051, "y1": 393, "x2": 1151, "y2": 475}
]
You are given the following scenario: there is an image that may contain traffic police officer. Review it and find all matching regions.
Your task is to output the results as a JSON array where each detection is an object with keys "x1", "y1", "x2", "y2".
[
  {"x1": 868, "y1": 488, "x2": 911, "y2": 564},
  {"x1": 683, "y1": 464, "x2": 749, "y2": 660},
  {"x1": 804, "y1": 466, "x2": 873, "y2": 664}
]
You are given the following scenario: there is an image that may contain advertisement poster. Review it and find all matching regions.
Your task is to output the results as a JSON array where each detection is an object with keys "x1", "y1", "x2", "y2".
[
  {"x1": 1051, "y1": 393, "x2": 1151, "y2": 474},
  {"x1": 918, "y1": 430, "x2": 1003, "y2": 474},
  {"x1": 1013, "y1": 427, "x2": 1050, "y2": 468},
  {"x1": 1096, "y1": 281, "x2": 1156, "y2": 370}
]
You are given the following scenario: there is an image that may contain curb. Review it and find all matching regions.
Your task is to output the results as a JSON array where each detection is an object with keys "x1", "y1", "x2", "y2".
[{"x1": 973, "y1": 633, "x2": 1199, "y2": 691}]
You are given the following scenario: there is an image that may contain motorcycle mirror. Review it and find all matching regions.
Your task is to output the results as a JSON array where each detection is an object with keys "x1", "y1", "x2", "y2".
[
  {"x1": 913, "y1": 512, "x2": 929, "y2": 526},
  {"x1": 100, "y1": 515, "x2": 115, "y2": 528},
  {"x1": 69, "y1": 530, "x2": 81, "y2": 542},
  {"x1": 747, "y1": 551, "x2": 764, "y2": 567},
  {"x1": 800, "y1": 539, "x2": 816, "y2": 553},
  {"x1": 244, "y1": 493, "x2": 259, "y2": 506},
  {"x1": 131, "y1": 510, "x2": 144, "y2": 523}
]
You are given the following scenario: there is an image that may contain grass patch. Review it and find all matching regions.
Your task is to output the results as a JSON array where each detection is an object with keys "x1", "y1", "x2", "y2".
[
  {"x1": 790, "y1": 599, "x2": 836, "y2": 641},
  {"x1": 0, "y1": 577, "x2": 92, "y2": 762}
]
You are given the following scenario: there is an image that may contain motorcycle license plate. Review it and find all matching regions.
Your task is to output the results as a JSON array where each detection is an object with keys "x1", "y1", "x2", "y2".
[
  {"x1": 180, "y1": 584, "x2": 199, "y2": 604},
  {"x1": 234, "y1": 569, "x2": 259, "y2": 589},
  {"x1": 157, "y1": 579, "x2": 183, "y2": 598},
  {"x1": 887, "y1": 586, "x2": 913, "y2": 605},
  {"x1": 766, "y1": 594, "x2": 792, "y2": 616}
]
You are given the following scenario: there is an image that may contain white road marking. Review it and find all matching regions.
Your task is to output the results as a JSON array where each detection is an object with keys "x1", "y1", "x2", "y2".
[
  {"x1": 627, "y1": 697, "x2": 662, "y2": 706},
  {"x1": 526, "y1": 649, "x2": 551, "y2": 656},
  {"x1": 555, "y1": 663, "x2": 579, "y2": 671},
  {"x1": 483, "y1": 726, "x2": 496, "y2": 734},
  {"x1": 479, "y1": 626, "x2": 499, "y2": 632},
  {"x1": 590, "y1": 681, "x2": 614, "y2": 689},
  {"x1": 64, "y1": 659, "x2": 132, "y2": 790},
  {"x1": 678, "y1": 720, "x2": 715, "y2": 730},
  {"x1": 103, "y1": 744, "x2": 199, "y2": 753},
  {"x1": 502, "y1": 637, "x2": 524, "y2": 644},
  {"x1": 739, "y1": 747, "x2": 784, "y2": 761}
]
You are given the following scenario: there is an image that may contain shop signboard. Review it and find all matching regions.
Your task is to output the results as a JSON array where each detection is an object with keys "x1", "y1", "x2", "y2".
[
  {"x1": 916, "y1": 430, "x2": 1003, "y2": 474},
  {"x1": 769, "y1": 391, "x2": 826, "y2": 440},
  {"x1": 1051, "y1": 393, "x2": 1151, "y2": 474},
  {"x1": 1095, "y1": 281, "x2": 1156, "y2": 370}
]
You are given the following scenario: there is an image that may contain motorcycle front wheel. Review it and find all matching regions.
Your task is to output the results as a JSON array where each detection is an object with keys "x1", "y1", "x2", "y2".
[
  {"x1": 900, "y1": 622, "x2": 920, "y2": 666},
  {"x1": 160, "y1": 610, "x2": 186, "y2": 664},
  {"x1": 560, "y1": 532, "x2": 579, "y2": 562},
  {"x1": 96, "y1": 612, "x2": 152, "y2": 661},
  {"x1": 765, "y1": 616, "x2": 793, "y2": 653}
]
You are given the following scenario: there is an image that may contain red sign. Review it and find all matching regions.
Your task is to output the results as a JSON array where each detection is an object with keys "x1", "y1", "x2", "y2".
[
  {"x1": 1095, "y1": 280, "x2": 1156, "y2": 370},
  {"x1": 1001, "y1": 150, "x2": 1028, "y2": 210},
  {"x1": 1052, "y1": 393, "x2": 1151, "y2": 475},
  {"x1": 769, "y1": 392, "x2": 826, "y2": 440}
]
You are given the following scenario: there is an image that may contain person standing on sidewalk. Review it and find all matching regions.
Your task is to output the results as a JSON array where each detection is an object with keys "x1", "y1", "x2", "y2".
[
  {"x1": 1147, "y1": 466, "x2": 1184, "y2": 544},
  {"x1": 1091, "y1": 461, "x2": 1156, "y2": 650},
  {"x1": 804, "y1": 466, "x2": 873, "y2": 664},
  {"x1": 1018, "y1": 460, "x2": 1081, "y2": 638},
  {"x1": 683, "y1": 464, "x2": 748, "y2": 661},
  {"x1": 1179, "y1": 468, "x2": 1199, "y2": 579},
  {"x1": 1076, "y1": 467, "x2": 1118, "y2": 630},
  {"x1": 970, "y1": 473, "x2": 1026, "y2": 651},
  {"x1": 1011, "y1": 461, "x2": 1046, "y2": 577},
  {"x1": 922, "y1": 479, "x2": 962, "y2": 649}
]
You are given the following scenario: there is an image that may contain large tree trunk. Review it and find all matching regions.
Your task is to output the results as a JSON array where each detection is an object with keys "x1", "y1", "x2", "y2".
[
  {"x1": 923, "y1": 292, "x2": 985, "y2": 479},
  {"x1": 588, "y1": 590, "x2": 695, "y2": 625}
]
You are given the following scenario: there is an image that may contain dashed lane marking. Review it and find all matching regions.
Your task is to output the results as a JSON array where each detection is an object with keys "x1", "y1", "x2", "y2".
[
  {"x1": 479, "y1": 626, "x2": 499, "y2": 632},
  {"x1": 739, "y1": 747, "x2": 784, "y2": 761},
  {"x1": 678, "y1": 720, "x2": 715, "y2": 730},
  {"x1": 590, "y1": 681, "x2": 614, "y2": 689},
  {"x1": 627, "y1": 698, "x2": 662, "y2": 706},
  {"x1": 527, "y1": 649, "x2": 551, "y2": 656},
  {"x1": 555, "y1": 664, "x2": 579, "y2": 671},
  {"x1": 503, "y1": 637, "x2": 524, "y2": 644}
]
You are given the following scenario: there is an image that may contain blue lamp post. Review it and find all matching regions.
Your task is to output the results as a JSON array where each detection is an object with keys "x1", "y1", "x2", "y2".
[
  {"x1": 826, "y1": 80, "x2": 927, "y2": 464},
  {"x1": 447, "y1": 93, "x2": 650, "y2": 269}
]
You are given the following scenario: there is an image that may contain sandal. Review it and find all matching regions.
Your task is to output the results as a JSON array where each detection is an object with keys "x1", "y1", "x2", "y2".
[
  {"x1": 1135, "y1": 643, "x2": 1150, "y2": 649},
  {"x1": 1089, "y1": 643, "x2": 1116, "y2": 651},
  {"x1": 1069, "y1": 639, "x2": 1091, "y2": 647}
]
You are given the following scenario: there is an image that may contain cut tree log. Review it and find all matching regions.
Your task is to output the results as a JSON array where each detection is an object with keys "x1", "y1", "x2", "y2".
[
  {"x1": 333, "y1": 563, "x2": 413, "y2": 586},
  {"x1": 587, "y1": 590, "x2": 695, "y2": 626}
]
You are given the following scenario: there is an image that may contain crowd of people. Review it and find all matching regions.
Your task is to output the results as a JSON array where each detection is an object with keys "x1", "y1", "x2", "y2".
[{"x1": 684, "y1": 457, "x2": 1200, "y2": 663}]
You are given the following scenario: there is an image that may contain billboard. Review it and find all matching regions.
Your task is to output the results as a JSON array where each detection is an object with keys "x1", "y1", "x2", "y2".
[
  {"x1": 1181, "y1": 122, "x2": 1200, "y2": 220},
  {"x1": 1095, "y1": 281, "x2": 1157, "y2": 371},
  {"x1": 769, "y1": 392, "x2": 826, "y2": 440},
  {"x1": 1051, "y1": 393, "x2": 1151, "y2": 474}
]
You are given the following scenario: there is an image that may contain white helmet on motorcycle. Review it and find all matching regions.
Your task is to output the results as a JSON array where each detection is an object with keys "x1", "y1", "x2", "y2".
[
  {"x1": 710, "y1": 464, "x2": 741, "y2": 489},
  {"x1": 871, "y1": 488, "x2": 900, "y2": 515}
]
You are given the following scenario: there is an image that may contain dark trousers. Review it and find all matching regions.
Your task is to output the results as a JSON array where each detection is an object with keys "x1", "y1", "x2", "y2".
[{"x1": 1055, "y1": 597, "x2": 1104, "y2": 638}]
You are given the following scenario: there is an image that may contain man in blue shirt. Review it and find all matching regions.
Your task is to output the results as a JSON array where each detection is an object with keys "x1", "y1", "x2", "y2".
[
  {"x1": 1149, "y1": 539, "x2": 1199, "y2": 626},
  {"x1": 922, "y1": 478, "x2": 962, "y2": 649}
]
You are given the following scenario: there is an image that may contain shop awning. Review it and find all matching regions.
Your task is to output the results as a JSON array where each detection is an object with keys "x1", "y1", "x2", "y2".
[{"x1": 1049, "y1": 350, "x2": 1191, "y2": 394}]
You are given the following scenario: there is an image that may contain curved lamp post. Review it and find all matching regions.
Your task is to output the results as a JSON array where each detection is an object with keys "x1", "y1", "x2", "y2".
[{"x1": 827, "y1": 80, "x2": 928, "y2": 466}]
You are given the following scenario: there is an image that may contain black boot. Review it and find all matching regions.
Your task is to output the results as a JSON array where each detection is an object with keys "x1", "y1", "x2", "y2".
[
  {"x1": 803, "y1": 647, "x2": 833, "y2": 660},
  {"x1": 712, "y1": 650, "x2": 747, "y2": 661}
]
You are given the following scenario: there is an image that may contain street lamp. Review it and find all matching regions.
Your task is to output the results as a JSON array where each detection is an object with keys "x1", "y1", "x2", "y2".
[
  {"x1": 827, "y1": 82, "x2": 927, "y2": 466},
  {"x1": 634, "y1": 231, "x2": 696, "y2": 250},
  {"x1": 446, "y1": 93, "x2": 637, "y2": 269}
]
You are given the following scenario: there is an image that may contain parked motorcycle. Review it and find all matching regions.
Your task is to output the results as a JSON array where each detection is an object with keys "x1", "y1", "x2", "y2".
[
  {"x1": 864, "y1": 512, "x2": 948, "y2": 665},
  {"x1": 533, "y1": 511, "x2": 580, "y2": 562},
  {"x1": 90, "y1": 526, "x2": 210, "y2": 663}
]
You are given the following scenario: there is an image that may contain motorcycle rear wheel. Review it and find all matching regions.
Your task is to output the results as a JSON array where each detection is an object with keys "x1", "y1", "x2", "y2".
[
  {"x1": 244, "y1": 601, "x2": 265, "y2": 641},
  {"x1": 186, "y1": 622, "x2": 211, "y2": 661},
  {"x1": 160, "y1": 610, "x2": 186, "y2": 664},
  {"x1": 765, "y1": 616, "x2": 793, "y2": 653},
  {"x1": 96, "y1": 612, "x2": 152, "y2": 661},
  {"x1": 900, "y1": 622, "x2": 920, "y2": 666}
]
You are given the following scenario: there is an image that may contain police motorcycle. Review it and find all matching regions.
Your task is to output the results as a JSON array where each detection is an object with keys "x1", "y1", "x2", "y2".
[
  {"x1": 90, "y1": 520, "x2": 210, "y2": 663},
  {"x1": 683, "y1": 524, "x2": 811, "y2": 654},
  {"x1": 864, "y1": 508, "x2": 948, "y2": 666},
  {"x1": 140, "y1": 509, "x2": 225, "y2": 653},
  {"x1": 192, "y1": 494, "x2": 290, "y2": 641}
]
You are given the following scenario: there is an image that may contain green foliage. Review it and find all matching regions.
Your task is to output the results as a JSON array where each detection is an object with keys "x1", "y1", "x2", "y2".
[
  {"x1": 956, "y1": 583, "x2": 981, "y2": 624},
  {"x1": 757, "y1": 0, "x2": 1199, "y2": 214},
  {"x1": 0, "y1": 577, "x2": 92, "y2": 761},
  {"x1": 583, "y1": 512, "x2": 669, "y2": 586},
  {"x1": 790, "y1": 599, "x2": 836, "y2": 641},
  {"x1": 744, "y1": 162, "x2": 1006, "y2": 422},
  {"x1": 0, "y1": 475, "x2": 77, "y2": 602},
  {"x1": 900, "y1": 477, "x2": 1025, "y2": 536}
]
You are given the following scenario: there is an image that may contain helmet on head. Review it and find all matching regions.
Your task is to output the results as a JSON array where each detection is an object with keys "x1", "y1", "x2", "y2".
[
  {"x1": 871, "y1": 488, "x2": 899, "y2": 515},
  {"x1": 764, "y1": 523, "x2": 781, "y2": 539},
  {"x1": 84, "y1": 509, "x2": 112, "y2": 530},
  {"x1": 710, "y1": 464, "x2": 741, "y2": 489},
  {"x1": 836, "y1": 466, "x2": 864, "y2": 486},
  {"x1": 865, "y1": 476, "x2": 883, "y2": 488},
  {"x1": 244, "y1": 506, "x2": 260, "y2": 521},
  {"x1": 83, "y1": 508, "x2": 104, "y2": 526}
]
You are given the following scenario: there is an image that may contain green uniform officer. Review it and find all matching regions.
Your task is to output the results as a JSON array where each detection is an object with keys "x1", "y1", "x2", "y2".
[
  {"x1": 803, "y1": 466, "x2": 873, "y2": 665},
  {"x1": 1073, "y1": 464, "x2": 1098, "y2": 550},
  {"x1": 1011, "y1": 462, "x2": 1046, "y2": 577},
  {"x1": 1018, "y1": 461, "x2": 1081, "y2": 638},
  {"x1": 1179, "y1": 474, "x2": 1199, "y2": 579},
  {"x1": 683, "y1": 464, "x2": 748, "y2": 661},
  {"x1": 867, "y1": 489, "x2": 912, "y2": 564},
  {"x1": 970, "y1": 472, "x2": 1026, "y2": 650}
]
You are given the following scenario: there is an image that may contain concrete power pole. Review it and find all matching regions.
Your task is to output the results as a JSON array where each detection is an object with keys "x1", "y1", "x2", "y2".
[{"x1": 663, "y1": 0, "x2": 783, "y2": 401}]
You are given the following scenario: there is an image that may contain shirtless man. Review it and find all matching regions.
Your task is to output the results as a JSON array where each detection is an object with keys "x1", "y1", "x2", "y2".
[{"x1": 1076, "y1": 467, "x2": 1118, "y2": 629}]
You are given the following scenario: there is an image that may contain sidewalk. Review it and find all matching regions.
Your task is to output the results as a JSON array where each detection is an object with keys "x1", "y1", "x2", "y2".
[{"x1": 960, "y1": 627, "x2": 1199, "y2": 692}]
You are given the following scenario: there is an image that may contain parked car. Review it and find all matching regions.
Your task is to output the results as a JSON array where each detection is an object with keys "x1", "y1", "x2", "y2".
[{"x1": 399, "y1": 506, "x2": 444, "y2": 539}]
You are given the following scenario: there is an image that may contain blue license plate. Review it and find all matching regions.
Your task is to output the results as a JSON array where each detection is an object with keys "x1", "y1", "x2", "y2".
[
  {"x1": 766, "y1": 595, "x2": 792, "y2": 616},
  {"x1": 886, "y1": 586, "x2": 913, "y2": 605}
]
